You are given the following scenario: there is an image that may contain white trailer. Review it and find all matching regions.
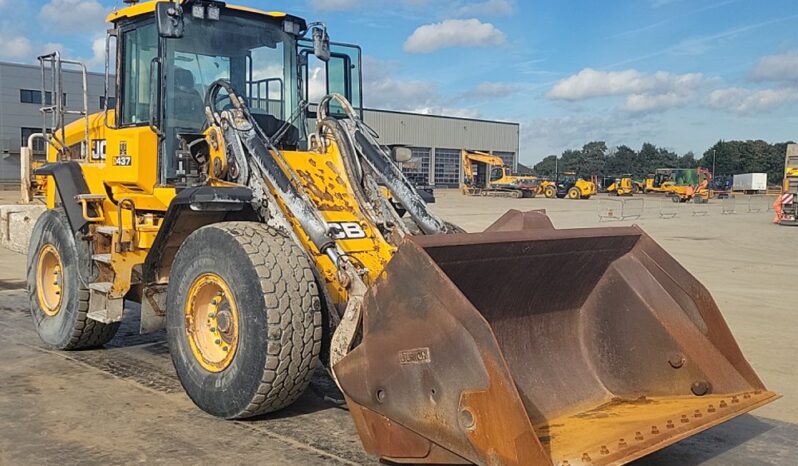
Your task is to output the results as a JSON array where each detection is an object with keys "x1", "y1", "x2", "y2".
[{"x1": 732, "y1": 173, "x2": 768, "y2": 193}]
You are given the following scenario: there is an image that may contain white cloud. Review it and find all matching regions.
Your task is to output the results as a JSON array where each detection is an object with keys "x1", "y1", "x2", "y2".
[
  {"x1": 404, "y1": 19, "x2": 506, "y2": 54},
  {"x1": 750, "y1": 51, "x2": 798, "y2": 83},
  {"x1": 311, "y1": 0, "x2": 359, "y2": 11},
  {"x1": 361, "y1": 56, "x2": 479, "y2": 117},
  {"x1": 88, "y1": 37, "x2": 106, "y2": 68},
  {"x1": 362, "y1": 57, "x2": 437, "y2": 109},
  {"x1": 413, "y1": 106, "x2": 481, "y2": 118},
  {"x1": 547, "y1": 68, "x2": 703, "y2": 100},
  {"x1": 0, "y1": 34, "x2": 33, "y2": 60},
  {"x1": 40, "y1": 0, "x2": 107, "y2": 33},
  {"x1": 546, "y1": 68, "x2": 705, "y2": 113},
  {"x1": 453, "y1": 0, "x2": 514, "y2": 17},
  {"x1": 707, "y1": 86, "x2": 798, "y2": 114},
  {"x1": 624, "y1": 92, "x2": 690, "y2": 112}
]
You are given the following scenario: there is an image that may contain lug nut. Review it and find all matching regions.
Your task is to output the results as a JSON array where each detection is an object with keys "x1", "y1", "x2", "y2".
[{"x1": 214, "y1": 339, "x2": 221, "y2": 345}]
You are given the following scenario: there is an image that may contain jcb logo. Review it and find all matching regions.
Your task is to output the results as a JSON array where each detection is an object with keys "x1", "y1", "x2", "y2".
[{"x1": 328, "y1": 222, "x2": 367, "y2": 240}]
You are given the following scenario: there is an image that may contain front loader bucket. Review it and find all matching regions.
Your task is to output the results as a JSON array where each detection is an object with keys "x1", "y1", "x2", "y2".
[{"x1": 334, "y1": 211, "x2": 778, "y2": 466}]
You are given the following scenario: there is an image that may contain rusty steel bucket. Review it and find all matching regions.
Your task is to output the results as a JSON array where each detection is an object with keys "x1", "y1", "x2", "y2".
[{"x1": 334, "y1": 211, "x2": 778, "y2": 466}]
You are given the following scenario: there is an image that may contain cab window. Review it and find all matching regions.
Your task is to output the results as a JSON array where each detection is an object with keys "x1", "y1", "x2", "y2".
[{"x1": 120, "y1": 22, "x2": 158, "y2": 126}]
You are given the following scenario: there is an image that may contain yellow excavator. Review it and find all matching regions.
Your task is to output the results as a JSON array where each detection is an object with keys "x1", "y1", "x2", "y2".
[
  {"x1": 461, "y1": 150, "x2": 538, "y2": 198},
  {"x1": 26, "y1": 2, "x2": 776, "y2": 465}
]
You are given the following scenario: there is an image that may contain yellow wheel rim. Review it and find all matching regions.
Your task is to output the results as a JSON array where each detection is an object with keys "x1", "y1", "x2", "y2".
[
  {"x1": 36, "y1": 244, "x2": 64, "y2": 317},
  {"x1": 569, "y1": 190, "x2": 579, "y2": 199},
  {"x1": 185, "y1": 273, "x2": 239, "y2": 373}
]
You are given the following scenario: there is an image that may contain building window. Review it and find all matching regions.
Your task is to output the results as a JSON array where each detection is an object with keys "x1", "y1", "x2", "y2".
[
  {"x1": 21, "y1": 128, "x2": 47, "y2": 152},
  {"x1": 401, "y1": 147, "x2": 431, "y2": 186},
  {"x1": 434, "y1": 148, "x2": 461, "y2": 187},
  {"x1": 100, "y1": 96, "x2": 117, "y2": 109},
  {"x1": 19, "y1": 89, "x2": 66, "y2": 106}
]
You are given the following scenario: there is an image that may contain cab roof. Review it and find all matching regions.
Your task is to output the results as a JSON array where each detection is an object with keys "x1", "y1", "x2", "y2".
[{"x1": 107, "y1": 1, "x2": 293, "y2": 24}]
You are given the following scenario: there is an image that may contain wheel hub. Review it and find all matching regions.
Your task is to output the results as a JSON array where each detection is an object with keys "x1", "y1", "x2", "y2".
[
  {"x1": 36, "y1": 244, "x2": 63, "y2": 317},
  {"x1": 185, "y1": 274, "x2": 239, "y2": 373}
]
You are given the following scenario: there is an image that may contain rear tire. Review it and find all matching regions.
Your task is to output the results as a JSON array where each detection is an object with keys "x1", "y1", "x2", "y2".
[
  {"x1": 568, "y1": 187, "x2": 581, "y2": 200},
  {"x1": 27, "y1": 209, "x2": 120, "y2": 350},
  {"x1": 166, "y1": 222, "x2": 322, "y2": 419}
]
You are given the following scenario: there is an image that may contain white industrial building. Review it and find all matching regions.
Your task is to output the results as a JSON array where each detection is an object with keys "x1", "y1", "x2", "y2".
[{"x1": 0, "y1": 61, "x2": 519, "y2": 187}]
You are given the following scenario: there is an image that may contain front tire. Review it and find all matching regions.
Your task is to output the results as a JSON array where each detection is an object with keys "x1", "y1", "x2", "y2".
[
  {"x1": 27, "y1": 209, "x2": 119, "y2": 349},
  {"x1": 167, "y1": 222, "x2": 322, "y2": 419},
  {"x1": 568, "y1": 187, "x2": 581, "y2": 199},
  {"x1": 544, "y1": 186, "x2": 556, "y2": 198}
]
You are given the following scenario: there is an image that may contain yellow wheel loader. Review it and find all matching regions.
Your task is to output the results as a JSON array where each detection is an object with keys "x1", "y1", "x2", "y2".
[
  {"x1": 27, "y1": 2, "x2": 777, "y2": 465},
  {"x1": 607, "y1": 175, "x2": 634, "y2": 196}
]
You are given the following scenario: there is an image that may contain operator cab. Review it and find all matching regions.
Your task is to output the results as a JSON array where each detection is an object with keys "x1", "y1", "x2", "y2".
[{"x1": 107, "y1": 0, "x2": 362, "y2": 187}]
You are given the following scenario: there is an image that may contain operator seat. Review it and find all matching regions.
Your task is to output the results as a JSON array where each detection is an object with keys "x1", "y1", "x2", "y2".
[{"x1": 170, "y1": 67, "x2": 205, "y2": 129}]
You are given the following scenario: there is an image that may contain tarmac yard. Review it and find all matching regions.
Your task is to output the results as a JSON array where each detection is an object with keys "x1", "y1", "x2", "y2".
[{"x1": 1, "y1": 191, "x2": 796, "y2": 465}]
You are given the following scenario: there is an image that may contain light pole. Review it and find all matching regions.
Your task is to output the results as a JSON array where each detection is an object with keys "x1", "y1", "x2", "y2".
[{"x1": 712, "y1": 149, "x2": 716, "y2": 179}]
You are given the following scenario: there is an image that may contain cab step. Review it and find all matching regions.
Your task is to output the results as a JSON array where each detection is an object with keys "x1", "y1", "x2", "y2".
[{"x1": 86, "y1": 281, "x2": 123, "y2": 324}]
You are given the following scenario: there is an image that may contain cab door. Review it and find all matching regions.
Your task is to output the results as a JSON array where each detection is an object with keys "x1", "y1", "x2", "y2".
[{"x1": 104, "y1": 19, "x2": 161, "y2": 197}]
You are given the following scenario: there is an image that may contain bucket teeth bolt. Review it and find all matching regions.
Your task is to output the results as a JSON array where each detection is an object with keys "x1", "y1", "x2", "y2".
[
  {"x1": 694, "y1": 410, "x2": 702, "y2": 418},
  {"x1": 581, "y1": 453, "x2": 592, "y2": 462},
  {"x1": 743, "y1": 393, "x2": 751, "y2": 399},
  {"x1": 600, "y1": 446, "x2": 609, "y2": 455},
  {"x1": 708, "y1": 404, "x2": 716, "y2": 413},
  {"x1": 666, "y1": 420, "x2": 675, "y2": 429},
  {"x1": 618, "y1": 439, "x2": 627, "y2": 448},
  {"x1": 681, "y1": 415, "x2": 690, "y2": 423},
  {"x1": 651, "y1": 426, "x2": 660, "y2": 434},
  {"x1": 720, "y1": 400, "x2": 728, "y2": 408},
  {"x1": 635, "y1": 432, "x2": 644, "y2": 441},
  {"x1": 731, "y1": 396, "x2": 740, "y2": 404}
]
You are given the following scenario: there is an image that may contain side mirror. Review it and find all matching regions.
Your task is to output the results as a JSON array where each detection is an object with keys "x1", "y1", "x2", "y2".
[
  {"x1": 156, "y1": 2, "x2": 184, "y2": 38},
  {"x1": 312, "y1": 26, "x2": 330, "y2": 62},
  {"x1": 391, "y1": 146, "x2": 412, "y2": 163}
]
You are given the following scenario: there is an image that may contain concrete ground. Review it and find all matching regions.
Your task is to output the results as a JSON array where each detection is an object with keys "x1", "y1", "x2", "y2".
[{"x1": 1, "y1": 190, "x2": 796, "y2": 465}]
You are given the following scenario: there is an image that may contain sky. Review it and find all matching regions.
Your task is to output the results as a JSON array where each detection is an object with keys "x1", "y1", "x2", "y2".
[{"x1": 1, "y1": 0, "x2": 798, "y2": 165}]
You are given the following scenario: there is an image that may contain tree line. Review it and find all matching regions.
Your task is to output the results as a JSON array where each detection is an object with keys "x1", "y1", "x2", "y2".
[{"x1": 532, "y1": 140, "x2": 793, "y2": 184}]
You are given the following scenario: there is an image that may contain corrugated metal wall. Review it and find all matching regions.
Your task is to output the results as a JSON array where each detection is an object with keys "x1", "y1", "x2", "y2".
[{"x1": 363, "y1": 109, "x2": 518, "y2": 153}]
